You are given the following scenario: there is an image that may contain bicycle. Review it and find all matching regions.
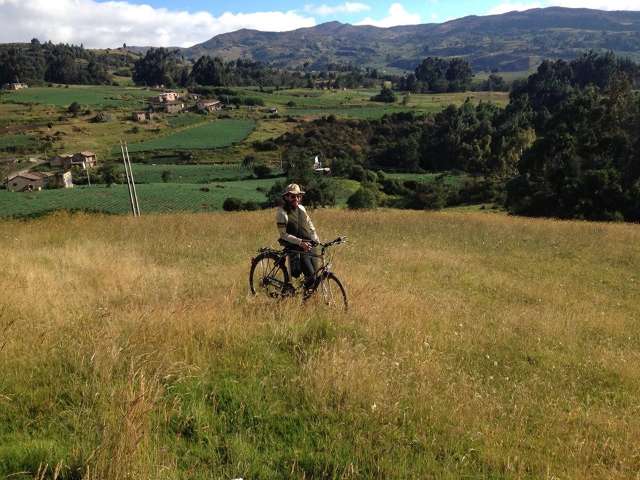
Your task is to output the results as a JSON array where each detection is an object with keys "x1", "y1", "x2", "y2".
[{"x1": 249, "y1": 237, "x2": 348, "y2": 311}]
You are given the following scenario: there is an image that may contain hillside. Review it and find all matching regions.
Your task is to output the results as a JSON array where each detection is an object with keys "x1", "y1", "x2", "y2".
[
  {"x1": 1, "y1": 210, "x2": 639, "y2": 478},
  {"x1": 182, "y1": 7, "x2": 640, "y2": 72}
]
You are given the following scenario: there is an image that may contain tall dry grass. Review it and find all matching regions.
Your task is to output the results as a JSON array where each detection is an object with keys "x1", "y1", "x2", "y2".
[{"x1": 0, "y1": 209, "x2": 639, "y2": 479}]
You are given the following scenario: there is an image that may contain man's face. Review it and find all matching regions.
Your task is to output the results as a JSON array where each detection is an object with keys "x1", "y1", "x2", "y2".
[{"x1": 286, "y1": 193, "x2": 302, "y2": 208}]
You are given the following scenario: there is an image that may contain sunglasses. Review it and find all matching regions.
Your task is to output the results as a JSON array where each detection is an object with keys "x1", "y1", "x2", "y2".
[{"x1": 287, "y1": 193, "x2": 303, "y2": 199}]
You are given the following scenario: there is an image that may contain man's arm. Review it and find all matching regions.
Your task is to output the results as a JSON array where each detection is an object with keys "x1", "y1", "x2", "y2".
[{"x1": 300, "y1": 206, "x2": 320, "y2": 243}]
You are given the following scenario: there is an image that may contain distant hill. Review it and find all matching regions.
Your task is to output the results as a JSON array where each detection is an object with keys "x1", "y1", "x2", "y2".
[{"x1": 179, "y1": 7, "x2": 640, "y2": 72}]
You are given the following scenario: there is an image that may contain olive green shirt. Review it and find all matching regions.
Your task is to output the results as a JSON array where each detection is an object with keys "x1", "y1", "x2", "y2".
[{"x1": 276, "y1": 205, "x2": 320, "y2": 246}]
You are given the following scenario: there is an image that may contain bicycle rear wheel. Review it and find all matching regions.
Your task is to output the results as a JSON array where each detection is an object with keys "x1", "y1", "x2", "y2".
[
  {"x1": 249, "y1": 252, "x2": 289, "y2": 298},
  {"x1": 314, "y1": 273, "x2": 348, "y2": 311}
]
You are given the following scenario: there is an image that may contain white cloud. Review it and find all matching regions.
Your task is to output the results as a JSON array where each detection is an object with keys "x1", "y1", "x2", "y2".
[
  {"x1": 305, "y1": 2, "x2": 371, "y2": 15},
  {"x1": 487, "y1": 2, "x2": 543, "y2": 15},
  {"x1": 0, "y1": 0, "x2": 316, "y2": 48},
  {"x1": 356, "y1": 3, "x2": 421, "y2": 27}
]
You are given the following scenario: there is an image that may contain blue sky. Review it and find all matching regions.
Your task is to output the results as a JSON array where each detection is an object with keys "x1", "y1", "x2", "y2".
[
  {"x1": 1, "y1": 0, "x2": 639, "y2": 48},
  {"x1": 134, "y1": 0, "x2": 501, "y2": 24}
]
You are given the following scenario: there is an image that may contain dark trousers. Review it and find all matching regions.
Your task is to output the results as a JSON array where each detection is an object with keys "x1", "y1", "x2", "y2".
[{"x1": 288, "y1": 246, "x2": 320, "y2": 287}]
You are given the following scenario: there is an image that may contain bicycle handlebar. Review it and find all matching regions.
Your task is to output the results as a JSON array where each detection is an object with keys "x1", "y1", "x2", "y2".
[{"x1": 313, "y1": 236, "x2": 347, "y2": 249}]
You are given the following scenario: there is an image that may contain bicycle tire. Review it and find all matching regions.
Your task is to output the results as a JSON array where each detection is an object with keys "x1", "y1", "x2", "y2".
[
  {"x1": 314, "y1": 273, "x2": 348, "y2": 311},
  {"x1": 249, "y1": 252, "x2": 290, "y2": 298}
]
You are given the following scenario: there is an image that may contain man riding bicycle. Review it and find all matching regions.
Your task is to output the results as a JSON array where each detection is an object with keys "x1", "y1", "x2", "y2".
[{"x1": 276, "y1": 183, "x2": 320, "y2": 291}]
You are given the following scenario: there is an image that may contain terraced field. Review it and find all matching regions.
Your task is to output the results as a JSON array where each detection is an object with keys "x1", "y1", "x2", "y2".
[
  {"x1": 0, "y1": 86, "x2": 154, "y2": 108},
  {"x1": 126, "y1": 119, "x2": 256, "y2": 152}
]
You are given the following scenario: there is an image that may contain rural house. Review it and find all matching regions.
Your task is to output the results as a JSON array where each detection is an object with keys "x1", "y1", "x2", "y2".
[
  {"x1": 0, "y1": 157, "x2": 18, "y2": 166},
  {"x1": 50, "y1": 154, "x2": 74, "y2": 169},
  {"x1": 153, "y1": 91, "x2": 180, "y2": 103},
  {"x1": 160, "y1": 101, "x2": 185, "y2": 114},
  {"x1": 6, "y1": 172, "x2": 53, "y2": 192},
  {"x1": 50, "y1": 152, "x2": 97, "y2": 169},
  {"x1": 72, "y1": 152, "x2": 97, "y2": 168},
  {"x1": 2, "y1": 82, "x2": 28, "y2": 91},
  {"x1": 197, "y1": 99, "x2": 223, "y2": 113},
  {"x1": 132, "y1": 111, "x2": 155, "y2": 122}
]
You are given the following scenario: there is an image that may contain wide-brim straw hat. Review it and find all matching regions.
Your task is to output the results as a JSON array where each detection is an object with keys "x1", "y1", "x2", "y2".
[{"x1": 282, "y1": 183, "x2": 305, "y2": 196}]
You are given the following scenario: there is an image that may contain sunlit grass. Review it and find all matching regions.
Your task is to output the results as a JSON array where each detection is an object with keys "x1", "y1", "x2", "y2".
[{"x1": 0, "y1": 210, "x2": 638, "y2": 479}]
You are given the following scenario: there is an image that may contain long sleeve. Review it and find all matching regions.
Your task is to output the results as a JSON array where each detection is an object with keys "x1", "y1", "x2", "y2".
[{"x1": 300, "y1": 206, "x2": 320, "y2": 243}]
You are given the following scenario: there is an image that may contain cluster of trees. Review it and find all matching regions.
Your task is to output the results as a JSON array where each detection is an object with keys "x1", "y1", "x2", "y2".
[
  {"x1": 399, "y1": 57, "x2": 474, "y2": 93},
  {"x1": 132, "y1": 49, "x2": 390, "y2": 89},
  {"x1": 0, "y1": 39, "x2": 129, "y2": 85},
  {"x1": 273, "y1": 52, "x2": 640, "y2": 221}
]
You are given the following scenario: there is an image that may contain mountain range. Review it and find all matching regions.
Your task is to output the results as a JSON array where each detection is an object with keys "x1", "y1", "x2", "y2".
[{"x1": 172, "y1": 7, "x2": 640, "y2": 73}]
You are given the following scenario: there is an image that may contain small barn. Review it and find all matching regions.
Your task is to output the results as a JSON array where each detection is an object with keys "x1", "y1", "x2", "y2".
[
  {"x1": 50, "y1": 152, "x2": 97, "y2": 169},
  {"x1": 197, "y1": 99, "x2": 223, "y2": 113},
  {"x1": 2, "y1": 83, "x2": 28, "y2": 91},
  {"x1": 6, "y1": 172, "x2": 53, "y2": 192},
  {"x1": 132, "y1": 111, "x2": 154, "y2": 122},
  {"x1": 162, "y1": 101, "x2": 185, "y2": 114},
  {"x1": 72, "y1": 152, "x2": 97, "y2": 168},
  {"x1": 0, "y1": 157, "x2": 18, "y2": 166},
  {"x1": 50, "y1": 154, "x2": 74, "y2": 170}
]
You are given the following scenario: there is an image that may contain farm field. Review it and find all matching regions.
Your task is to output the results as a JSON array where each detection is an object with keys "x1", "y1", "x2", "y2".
[
  {"x1": 387, "y1": 172, "x2": 472, "y2": 187},
  {"x1": 0, "y1": 210, "x2": 638, "y2": 478},
  {"x1": 0, "y1": 179, "x2": 277, "y2": 216},
  {"x1": 0, "y1": 177, "x2": 360, "y2": 217},
  {"x1": 126, "y1": 119, "x2": 257, "y2": 152},
  {"x1": 0, "y1": 85, "x2": 154, "y2": 108},
  {"x1": 123, "y1": 163, "x2": 254, "y2": 183}
]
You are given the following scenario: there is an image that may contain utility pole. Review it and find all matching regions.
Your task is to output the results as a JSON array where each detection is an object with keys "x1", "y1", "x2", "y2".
[{"x1": 120, "y1": 140, "x2": 140, "y2": 217}]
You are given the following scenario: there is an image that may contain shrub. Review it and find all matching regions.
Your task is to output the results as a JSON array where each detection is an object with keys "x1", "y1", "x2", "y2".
[
  {"x1": 252, "y1": 139, "x2": 278, "y2": 151},
  {"x1": 92, "y1": 112, "x2": 111, "y2": 123},
  {"x1": 67, "y1": 102, "x2": 81, "y2": 116},
  {"x1": 223, "y1": 197, "x2": 243, "y2": 211},
  {"x1": 370, "y1": 87, "x2": 396, "y2": 103},
  {"x1": 253, "y1": 164, "x2": 272, "y2": 179},
  {"x1": 347, "y1": 186, "x2": 378, "y2": 209}
]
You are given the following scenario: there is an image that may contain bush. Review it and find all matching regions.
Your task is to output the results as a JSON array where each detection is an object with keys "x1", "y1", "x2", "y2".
[
  {"x1": 252, "y1": 139, "x2": 278, "y2": 151},
  {"x1": 347, "y1": 186, "x2": 378, "y2": 209},
  {"x1": 223, "y1": 197, "x2": 263, "y2": 211},
  {"x1": 67, "y1": 102, "x2": 81, "y2": 116},
  {"x1": 350, "y1": 165, "x2": 366, "y2": 182},
  {"x1": 370, "y1": 87, "x2": 396, "y2": 103},
  {"x1": 253, "y1": 164, "x2": 272, "y2": 179},
  {"x1": 92, "y1": 112, "x2": 111, "y2": 123},
  {"x1": 223, "y1": 197, "x2": 243, "y2": 211}
]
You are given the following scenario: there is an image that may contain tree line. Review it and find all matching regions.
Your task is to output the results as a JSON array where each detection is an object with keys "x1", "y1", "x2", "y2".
[
  {"x1": 0, "y1": 39, "x2": 136, "y2": 85},
  {"x1": 269, "y1": 52, "x2": 640, "y2": 221}
]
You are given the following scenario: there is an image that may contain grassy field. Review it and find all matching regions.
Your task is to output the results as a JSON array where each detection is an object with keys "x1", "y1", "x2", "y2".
[
  {"x1": 127, "y1": 119, "x2": 256, "y2": 152},
  {"x1": 0, "y1": 86, "x2": 154, "y2": 108},
  {"x1": 0, "y1": 178, "x2": 360, "y2": 217},
  {"x1": 0, "y1": 210, "x2": 638, "y2": 479},
  {"x1": 0, "y1": 180, "x2": 277, "y2": 216},
  {"x1": 0, "y1": 133, "x2": 38, "y2": 151},
  {"x1": 123, "y1": 163, "x2": 252, "y2": 183}
]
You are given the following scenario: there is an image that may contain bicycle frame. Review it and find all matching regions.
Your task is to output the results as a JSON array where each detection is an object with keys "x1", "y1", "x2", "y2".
[{"x1": 255, "y1": 238, "x2": 344, "y2": 296}]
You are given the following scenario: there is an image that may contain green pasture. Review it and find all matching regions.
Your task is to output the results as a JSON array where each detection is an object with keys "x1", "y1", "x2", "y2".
[
  {"x1": 387, "y1": 172, "x2": 472, "y2": 187},
  {"x1": 0, "y1": 86, "x2": 154, "y2": 108},
  {"x1": 0, "y1": 177, "x2": 360, "y2": 217},
  {"x1": 125, "y1": 163, "x2": 253, "y2": 183},
  {"x1": 126, "y1": 119, "x2": 256, "y2": 152},
  {"x1": 0, "y1": 179, "x2": 276, "y2": 217},
  {"x1": 0, "y1": 134, "x2": 39, "y2": 151},
  {"x1": 167, "y1": 113, "x2": 207, "y2": 129}
]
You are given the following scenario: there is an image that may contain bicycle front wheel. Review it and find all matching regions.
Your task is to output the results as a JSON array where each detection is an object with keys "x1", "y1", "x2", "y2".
[
  {"x1": 315, "y1": 273, "x2": 348, "y2": 311},
  {"x1": 249, "y1": 252, "x2": 289, "y2": 298}
]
